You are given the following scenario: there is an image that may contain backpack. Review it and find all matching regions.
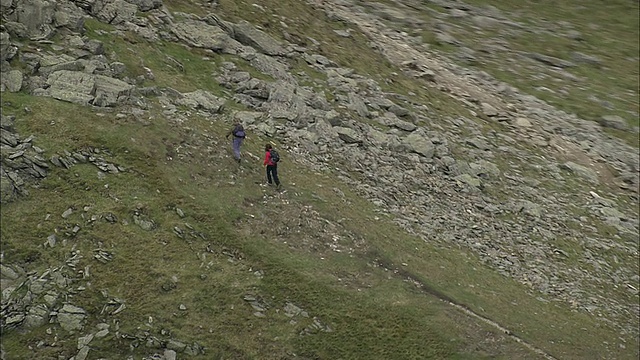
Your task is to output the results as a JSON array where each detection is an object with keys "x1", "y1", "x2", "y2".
[
  {"x1": 233, "y1": 125, "x2": 246, "y2": 138},
  {"x1": 269, "y1": 149, "x2": 280, "y2": 163}
]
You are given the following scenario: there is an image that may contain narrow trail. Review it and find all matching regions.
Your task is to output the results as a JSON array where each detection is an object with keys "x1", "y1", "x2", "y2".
[{"x1": 372, "y1": 256, "x2": 558, "y2": 360}]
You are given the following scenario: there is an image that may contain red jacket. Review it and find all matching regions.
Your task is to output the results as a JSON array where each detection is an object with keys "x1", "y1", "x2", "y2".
[{"x1": 263, "y1": 151, "x2": 275, "y2": 166}]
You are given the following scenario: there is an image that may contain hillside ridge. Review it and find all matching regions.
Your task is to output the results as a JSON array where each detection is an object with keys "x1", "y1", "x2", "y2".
[{"x1": 1, "y1": 0, "x2": 638, "y2": 359}]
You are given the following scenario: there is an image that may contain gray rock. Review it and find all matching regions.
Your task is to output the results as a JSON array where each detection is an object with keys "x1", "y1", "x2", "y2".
[
  {"x1": 366, "y1": 128, "x2": 391, "y2": 147},
  {"x1": 3, "y1": 70, "x2": 23, "y2": 92},
  {"x1": 44, "y1": 70, "x2": 95, "y2": 105},
  {"x1": 52, "y1": 1, "x2": 85, "y2": 32},
  {"x1": 37, "y1": 54, "x2": 83, "y2": 75},
  {"x1": 23, "y1": 304, "x2": 48, "y2": 328},
  {"x1": 176, "y1": 89, "x2": 226, "y2": 113},
  {"x1": 388, "y1": 104, "x2": 410, "y2": 117},
  {"x1": 0, "y1": 0, "x2": 11, "y2": 11},
  {"x1": 455, "y1": 173, "x2": 482, "y2": 189},
  {"x1": 5, "y1": 313, "x2": 25, "y2": 328},
  {"x1": 470, "y1": 160, "x2": 500, "y2": 178},
  {"x1": 57, "y1": 304, "x2": 86, "y2": 332},
  {"x1": 481, "y1": 102, "x2": 498, "y2": 117},
  {"x1": 515, "y1": 200, "x2": 543, "y2": 217},
  {"x1": 133, "y1": 214, "x2": 156, "y2": 231},
  {"x1": 335, "y1": 127, "x2": 362, "y2": 144},
  {"x1": 234, "y1": 111, "x2": 263, "y2": 125},
  {"x1": 93, "y1": 0, "x2": 137, "y2": 25},
  {"x1": 166, "y1": 339, "x2": 187, "y2": 351},
  {"x1": 515, "y1": 117, "x2": 532, "y2": 127},
  {"x1": 170, "y1": 21, "x2": 230, "y2": 52},
  {"x1": 465, "y1": 137, "x2": 492, "y2": 151},
  {"x1": 0, "y1": 264, "x2": 19, "y2": 280},
  {"x1": 6, "y1": 0, "x2": 55, "y2": 39},
  {"x1": 559, "y1": 161, "x2": 599, "y2": 184},
  {"x1": 388, "y1": 116, "x2": 417, "y2": 132},
  {"x1": 83, "y1": 39, "x2": 104, "y2": 55},
  {"x1": 404, "y1": 132, "x2": 435, "y2": 158},
  {"x1": 348, "y1": 93, "x2": 369, "y2": 118},
  {"x1": 93, "y1": 75, "x2": 134, "y2": 107},
  {"x1": 598, "y1": 115, "x2": 628, "y2": 131},
  {"x1": 333, "y1": 29, "x2": 351, "y2": 38},
  {"x1": 164, "y1": 349, "x2": 177, "y2": 360},
  {"x1": 233, "y1": 21, "x2": 286, "y2": 56},
  {"x1": 246, "y1": 53, "x2": 294, "y2": 82},
  {"x1": 0, "y1": 32, "x2": 13, "y2": 63},
  {"x1": 75, "y1": 346, "x2": 89, "y2": 360},
  {"x1": 77, "y1": 334, "x2": 94, "y2": 349},
  {"x1": 62, "y1": 208, "x2": 73, "y2": 218}
]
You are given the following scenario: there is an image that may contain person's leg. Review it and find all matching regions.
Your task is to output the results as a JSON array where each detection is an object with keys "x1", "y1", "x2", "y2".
[
  {"x1": 266, "y1": 165, "x2": 273, "y2": 184},
  {"x1": 232, "y1": 138, "x2": 242, "y2": 161},
  {"x1": 272, "y1": 165, "x2": 280, "y2": 187}
]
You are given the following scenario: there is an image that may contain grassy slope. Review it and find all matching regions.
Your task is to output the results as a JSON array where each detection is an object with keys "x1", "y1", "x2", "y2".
[{"x1": 1, "y1": 0, "x2": 638, "y2": 359}]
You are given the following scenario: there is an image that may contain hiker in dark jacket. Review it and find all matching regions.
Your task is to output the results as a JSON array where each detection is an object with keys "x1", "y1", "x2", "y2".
[
  {"x1": 263, "y1": 143, "x2": 280, "y2": 189},
  {"x1": 226, "y1": 122, "x2": 246, "y2": 163}
]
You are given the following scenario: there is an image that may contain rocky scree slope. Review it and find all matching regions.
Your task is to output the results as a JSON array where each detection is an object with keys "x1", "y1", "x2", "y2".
[{"x1": 0, "y1": 0, "x2": 639, "y2": 358}]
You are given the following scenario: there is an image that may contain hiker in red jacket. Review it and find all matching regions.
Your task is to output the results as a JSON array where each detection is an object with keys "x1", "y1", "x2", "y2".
[{"x1": 263, "y1": 144, "x2": 281, "y2": 189}]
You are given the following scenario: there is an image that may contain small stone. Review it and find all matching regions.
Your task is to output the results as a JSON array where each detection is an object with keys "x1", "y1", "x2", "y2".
[
  {"x1": 62, "y1": 208, "x2": 73, "y2": 218},
  {"x1": 179, "y1": 304, "x2": 187, "y2": 311},
  {"x1": 481, "y1": 102, "x2": 498, "y2": 117},
  {"x1": 333, "y1": 29, "x2": 351, "y2": 37},
  {"x1": 515, "y1": 117, "x2": 532, "y2": 127},
  {"x1": 77, "y1": 334, "x2": 94, "y2": 349},
  {"x1": 166, "y1": 339, "x2": 186, "y2": 351}
]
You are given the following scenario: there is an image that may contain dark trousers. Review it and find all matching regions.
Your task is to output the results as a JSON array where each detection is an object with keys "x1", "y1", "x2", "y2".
[{"x1": 266, "y1": 165, "x2": 280, "y2": 186}]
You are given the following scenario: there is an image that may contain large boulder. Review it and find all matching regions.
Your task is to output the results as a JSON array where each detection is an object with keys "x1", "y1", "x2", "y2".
[
  {"x1": 92, "y1": 75, "x2": 134, "y2": 107},
  {"x1": 53, "y1": 1, "x2": 85, "y2": 32},
  {"x1": 598, "y1": 115, "x2": 629, "y2": 131},
  {"x1": 232, "y1": 21, "x2": 287, "y2": 56},
  {"x1": 38, "y1": 54, "x2": 84, "y2": 75},
  {"x1": 559, "y1": 161, "x2": 599, "y2": 184},
  {"x1": 175, "y1": 90, "x2": 225, "y2": 113},
  {"x1": 92, "y1": 0, "x2": 137, "y2": 25},
  {"x1": 2, "y1": 70, "x2": 23, "y2": 92},
  {"x1": 335, "y1": 127, "x2": 363, "y2": 144},
  {"x1": 0, "y1": 32, "x2": 17, "y2": 63},
  {"x1": 43, "y1": 70, "x2": 96, "y2": 105},
  {"x1": 404, "y1": 132, "x2": 435, "y2": 158},
  {"x1": 170, "y1": 21, "x2": 231, "y2": 52},
  {"x1": 9, "y1": 0, "x2": 56, "y2": 39}
]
